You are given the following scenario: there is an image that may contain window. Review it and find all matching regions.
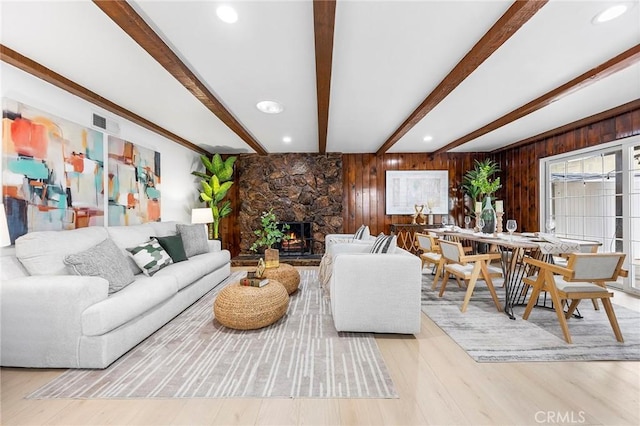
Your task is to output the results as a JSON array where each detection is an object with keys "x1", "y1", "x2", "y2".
[{"x1": 542, "y1": 136, "x2": 639, "y2": 294}]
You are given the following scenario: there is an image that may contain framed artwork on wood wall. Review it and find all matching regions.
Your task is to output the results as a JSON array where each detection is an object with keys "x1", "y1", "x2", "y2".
[{"x1": 385, "y1": 170, "x2": 449, "y2": 215}]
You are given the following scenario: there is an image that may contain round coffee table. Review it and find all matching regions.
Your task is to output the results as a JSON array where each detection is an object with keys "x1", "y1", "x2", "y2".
[
  {"x1": 262, "y1": 263, "x2": 301, "y2": 294},
  {"x1": 213, "y1": 280, "x2": 289, "y2": 330}
]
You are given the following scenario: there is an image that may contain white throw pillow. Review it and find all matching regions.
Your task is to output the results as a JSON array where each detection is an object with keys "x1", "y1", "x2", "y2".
[
  {"x1": 370, "y1": 234, "x2": 397, "y2": 254},
  {"x1": 353, "y1": 225, "x2": 370, "y2": 240}
]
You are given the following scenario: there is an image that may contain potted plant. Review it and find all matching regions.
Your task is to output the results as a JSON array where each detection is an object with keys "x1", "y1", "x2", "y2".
[
  {"x1": 462, "y1": 159, "x2": 501, "y2": 232},
  {"x1": 250, "y1": 209, "x2": 290, "y2": 268},
  {"x1": 192, "y1": 153, "x2": 236, "y2": 240}
]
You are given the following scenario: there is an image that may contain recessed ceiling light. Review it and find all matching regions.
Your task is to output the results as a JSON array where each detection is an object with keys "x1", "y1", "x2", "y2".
[
  {"x1": 423, "y1": 135, "x2": 433, "y2": 142},
  {"x1": 283, "y1": 136, "x2": 292, "y2": 143},
  {"x1": 216, "y1": 5, "x2": 238, "y2": 24},
  {"x1": 256, "y1": 100, "x2": 284, "y2": 114},
  {"x1": 592, "y1": 4, "x2": 629, "y2": 24}
]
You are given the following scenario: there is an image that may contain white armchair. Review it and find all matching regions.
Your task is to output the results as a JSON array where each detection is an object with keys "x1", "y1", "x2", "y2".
[{"x1": 327, "y1": 242, "x2": 422, "y2": 334}]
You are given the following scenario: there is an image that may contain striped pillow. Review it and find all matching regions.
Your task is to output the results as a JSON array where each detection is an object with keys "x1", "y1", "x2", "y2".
[
  {"x1": 370, "y1": 234, "x2": 396, "y2": 254},
  {"x1": 353, "y1": 224, "x2": 370, "y2": 240}
]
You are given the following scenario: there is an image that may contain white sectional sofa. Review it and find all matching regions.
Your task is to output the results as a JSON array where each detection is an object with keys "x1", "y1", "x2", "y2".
[
  {"x1": 323, "y1": 234, "x2": 422, "y2": 334},
  {"x1": 0, "y1": 221, "x2": 231, "y2": 369}
]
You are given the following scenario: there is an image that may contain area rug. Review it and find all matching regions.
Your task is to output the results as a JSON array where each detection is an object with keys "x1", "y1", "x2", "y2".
[
  {"x1": 421, "y1": 273, "x2": 640, "y2": 362},
  {"x1": 29, "y1": 270, "x2": 397, "y2": 399}
]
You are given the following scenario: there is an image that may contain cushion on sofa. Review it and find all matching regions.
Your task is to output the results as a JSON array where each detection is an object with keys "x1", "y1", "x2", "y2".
[
  {"x1": 370, "y1": 234, "x2": 397, "y2": 254},
  {"x1": 353, "y1": 224, "x2": 370, "y2": 240},
  {"x1": 15, "y1": 227, "x2": 109, "y2": 276},
  {"x1": 152, "y1": 235, "x2": 188, "y2": 263},
  {"x1": 64, "y1": 238, "x2": 135, "y2": 294},
  {"x1": 127, "y1": 240, "x2": 173, "y2": 276},
  {"x1": 81, "y1": 273, "x2": 178, "y2": 336},
  {"x1": 177, "y1": 224, "x2": 210, "y2": 257},
  {"x1": 107, "y1": 224, "x2": 156, "y2": 274}
]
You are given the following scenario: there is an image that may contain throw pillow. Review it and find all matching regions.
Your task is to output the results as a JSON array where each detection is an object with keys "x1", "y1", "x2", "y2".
[
  {"x1": 64, "y1": 238, "x2": 135, "y2": 294},
  {"x1": 176, "y1": 224, "x2": 210, "y2": 257},
  {"x1": 370, "y1": 234, "x2": 397, "y2": 254},
  {"x1": 127, "y1": 240, "x2": 173, "y2": 276},
  {"x1": 353, "y1": 224, "x2": 370, "y2": 240},
  {"x1": 152, "y1": 234, "x2": 188, "y2": 263}
]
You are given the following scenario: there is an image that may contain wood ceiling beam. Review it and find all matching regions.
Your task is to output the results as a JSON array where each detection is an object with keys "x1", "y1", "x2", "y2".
[
  {"x1": 435, "y1": 43, "x2": 640, "y2": 154},
  {"x1": 0, "y1": 44, "x2": 209, "y2": 156},
  {"x1": 375, "y1": 0, "x2": 548, "y2": 155},
  {"x1": 93, "y1": 0, "x2": 267, "y2": 155},
  {"x1": 491, "y1": 98, "x2": 640, "y2": 154},
  {"x1": 313, "y1": 0, "x2": 337, "y2": 154}
]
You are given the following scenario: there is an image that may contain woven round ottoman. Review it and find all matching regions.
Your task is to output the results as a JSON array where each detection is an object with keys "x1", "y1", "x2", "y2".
[
  {"x1": 262, "y1": 263, "x2": 301, "y2": 294},
  {"x1": 213, "y1": 280, "x2": 289, "y2": 330}
]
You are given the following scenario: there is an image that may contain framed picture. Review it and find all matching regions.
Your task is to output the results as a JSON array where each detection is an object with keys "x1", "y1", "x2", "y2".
[{"x1": 385, "y1": 170, "x2": 449, "y2": 215}]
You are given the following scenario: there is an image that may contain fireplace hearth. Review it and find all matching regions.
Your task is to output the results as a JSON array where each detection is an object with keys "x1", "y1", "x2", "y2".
[{"x1": 276, "y1": 221, "x2": 313, "y2": 256}]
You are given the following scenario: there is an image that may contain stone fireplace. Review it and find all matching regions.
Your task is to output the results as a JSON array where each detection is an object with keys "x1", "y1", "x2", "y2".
[{"x1": 237, "y1": 153, "x2": 343, "y2": 256}]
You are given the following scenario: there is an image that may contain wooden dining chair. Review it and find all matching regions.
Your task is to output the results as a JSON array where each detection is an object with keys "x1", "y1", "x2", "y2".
[
  {"x1": 438, "y1": 239, "x2": 503, "y2": 313},
  {"x1": 522, "y1": 253, "x2": 627, "y2": 344},
  {"x1": 415, "y1": 233, "x2": 445, "y2": 290}
]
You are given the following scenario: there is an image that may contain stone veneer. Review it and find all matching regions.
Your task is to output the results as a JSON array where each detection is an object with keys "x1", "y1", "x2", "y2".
[{"x1": 238, "y1": 153, "x2": 343, "y2": 254}]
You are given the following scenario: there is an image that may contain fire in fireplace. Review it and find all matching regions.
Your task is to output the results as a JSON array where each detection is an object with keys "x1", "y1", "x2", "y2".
[{"x1": 276, "y1": 222, "x2": 313, "y2": 256}]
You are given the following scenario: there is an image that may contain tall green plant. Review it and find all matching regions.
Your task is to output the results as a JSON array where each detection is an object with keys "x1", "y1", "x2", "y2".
[
  {"x1": 191, "y1": 153, "x2": 236, "y2": 239},
  {"x1": 462, "y1": 159, "x2": 501, "y2": 204}
]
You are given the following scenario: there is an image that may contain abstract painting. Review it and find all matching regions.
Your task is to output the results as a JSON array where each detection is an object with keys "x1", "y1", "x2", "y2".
[
  {"x1": 385, "y1": 170, "x2": 449, "y2": 215},
  {"x1": 2, "y1": 99, "x2": 104, "y2": 244},
  {"x1": 107, "y1": 136, "x2": 161, "y2": 225}
]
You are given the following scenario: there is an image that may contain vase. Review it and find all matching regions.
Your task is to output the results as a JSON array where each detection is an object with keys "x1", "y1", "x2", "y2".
[
  {"x1": 480, "y1": 196, "x2": 497, "y2": 234},
  {"x1": 264, "y1": 248, "x2": 280, "y2": 269}
]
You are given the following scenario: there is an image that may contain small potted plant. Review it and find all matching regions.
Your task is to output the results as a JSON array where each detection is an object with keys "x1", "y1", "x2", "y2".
[{"x1": 250, "y1": 209, "x2": 290, "y2": 268}]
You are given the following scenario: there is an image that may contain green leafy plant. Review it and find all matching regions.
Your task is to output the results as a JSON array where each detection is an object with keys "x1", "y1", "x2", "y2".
[
  {"x1": 250, "y1": 209, "x2": 290, "y2": 252},
  {"x1": 462, "y1": 158, "x2": 501, "y2": 203},
  {"x1": 191, "y1": 153, "x2": 236, "y2": 239}
]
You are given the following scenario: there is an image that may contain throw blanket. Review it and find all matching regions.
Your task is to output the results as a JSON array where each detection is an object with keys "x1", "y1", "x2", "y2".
[{"x1": 318, "y1": 252, "x2": 333, "y2": 295}]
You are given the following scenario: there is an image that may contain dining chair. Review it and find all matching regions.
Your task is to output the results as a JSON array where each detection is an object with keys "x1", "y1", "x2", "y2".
[
  {"x1": 522, "y1": 253, "x2": 627, "y2": 344},
  {"x1": 415, "y1": 233, "x2": 445, "y2": 290},
  {"x1": 438, "y1": 239, "x2": 503, "y2": 313}
]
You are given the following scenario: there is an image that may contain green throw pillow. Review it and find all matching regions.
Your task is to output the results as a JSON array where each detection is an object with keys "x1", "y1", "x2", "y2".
[
  {"x1": 64, "y1": 238, "x2": 135, "y2": 294},
  {"x1": 152, "y1": 234, "x2": 188, "y2": 263},
  {"x1": 127, "y1": 240, "x2": 173, "y2": 276}
]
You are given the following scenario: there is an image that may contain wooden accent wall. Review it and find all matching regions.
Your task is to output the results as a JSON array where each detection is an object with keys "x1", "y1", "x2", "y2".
[
  {"x1": 341, "y1": 153, "x2": 486, "y2": 236},
  {"x1": 496, "y1": 107, "x2": 640, "y2": 232}
]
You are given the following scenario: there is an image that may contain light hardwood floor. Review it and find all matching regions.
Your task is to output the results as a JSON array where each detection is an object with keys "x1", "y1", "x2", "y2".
[{"x1": 2, "y1": 267, "x2": 639, "y2": 426}]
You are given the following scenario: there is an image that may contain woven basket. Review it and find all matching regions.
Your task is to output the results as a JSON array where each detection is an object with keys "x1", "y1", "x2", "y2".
[
  {"x1": 213, "y1": 280, "x2": 289, "y2": 330},
  {"x1": 262, "y1": 263, "x2": 301, "y2": 294}
]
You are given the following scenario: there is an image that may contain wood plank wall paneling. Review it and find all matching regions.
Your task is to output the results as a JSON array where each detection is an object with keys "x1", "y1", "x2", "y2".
[
  {"x1": 339, "y1": 153, "x2": 485, "y2": 236},
  {"x1": 496, "y1": 106, "x2": 640, "y2": 233},
  {"x1": 223, "y1": 106, "x2": 640, "y2": 256}
]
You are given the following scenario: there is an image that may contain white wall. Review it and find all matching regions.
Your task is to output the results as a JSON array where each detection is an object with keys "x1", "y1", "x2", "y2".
[{"x1": 1, "y1": 62, "x2": 205, "y2": 224}]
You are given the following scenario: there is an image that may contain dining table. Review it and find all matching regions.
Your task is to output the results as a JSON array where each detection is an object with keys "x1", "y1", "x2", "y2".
[{"x1": 429, "y1": 227, "x2": 601, "y2": 320}]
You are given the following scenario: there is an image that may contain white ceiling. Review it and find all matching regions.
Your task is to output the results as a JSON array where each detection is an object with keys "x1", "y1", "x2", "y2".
[{"x1": 1, "y1": 0, "x2": 639, "y2": 155}]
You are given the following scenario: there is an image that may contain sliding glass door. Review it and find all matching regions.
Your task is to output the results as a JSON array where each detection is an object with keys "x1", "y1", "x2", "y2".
[{"x1": 542, "y1": 136, "x2": 639, "y2": 294}]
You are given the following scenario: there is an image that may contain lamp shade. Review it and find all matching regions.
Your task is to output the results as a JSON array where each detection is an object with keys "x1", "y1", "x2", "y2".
[
  {"x1": 191, "y1": 208, "x2": 213, "y2": 224},
  {"x1": 0, "y1": 204, "x2": 11, "y2": 247}
]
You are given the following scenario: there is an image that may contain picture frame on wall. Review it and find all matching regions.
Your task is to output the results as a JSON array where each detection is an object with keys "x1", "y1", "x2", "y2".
[{"x1": 385, "y1": 170, "x2": 449, "y2": 215}]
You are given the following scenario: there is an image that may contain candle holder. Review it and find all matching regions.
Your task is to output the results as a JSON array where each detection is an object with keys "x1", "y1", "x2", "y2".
[{"x1": 496, "y1": 211, "x2": 504, "y2": 233}]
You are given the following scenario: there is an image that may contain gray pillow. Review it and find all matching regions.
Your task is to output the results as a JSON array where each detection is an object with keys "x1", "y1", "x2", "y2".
[
  {"x1": 176, "y1": 224, "x2": 210, "y2": 257},
  {"x1": 64, "y1": 238, "x2": 135, "y2": 294}
]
